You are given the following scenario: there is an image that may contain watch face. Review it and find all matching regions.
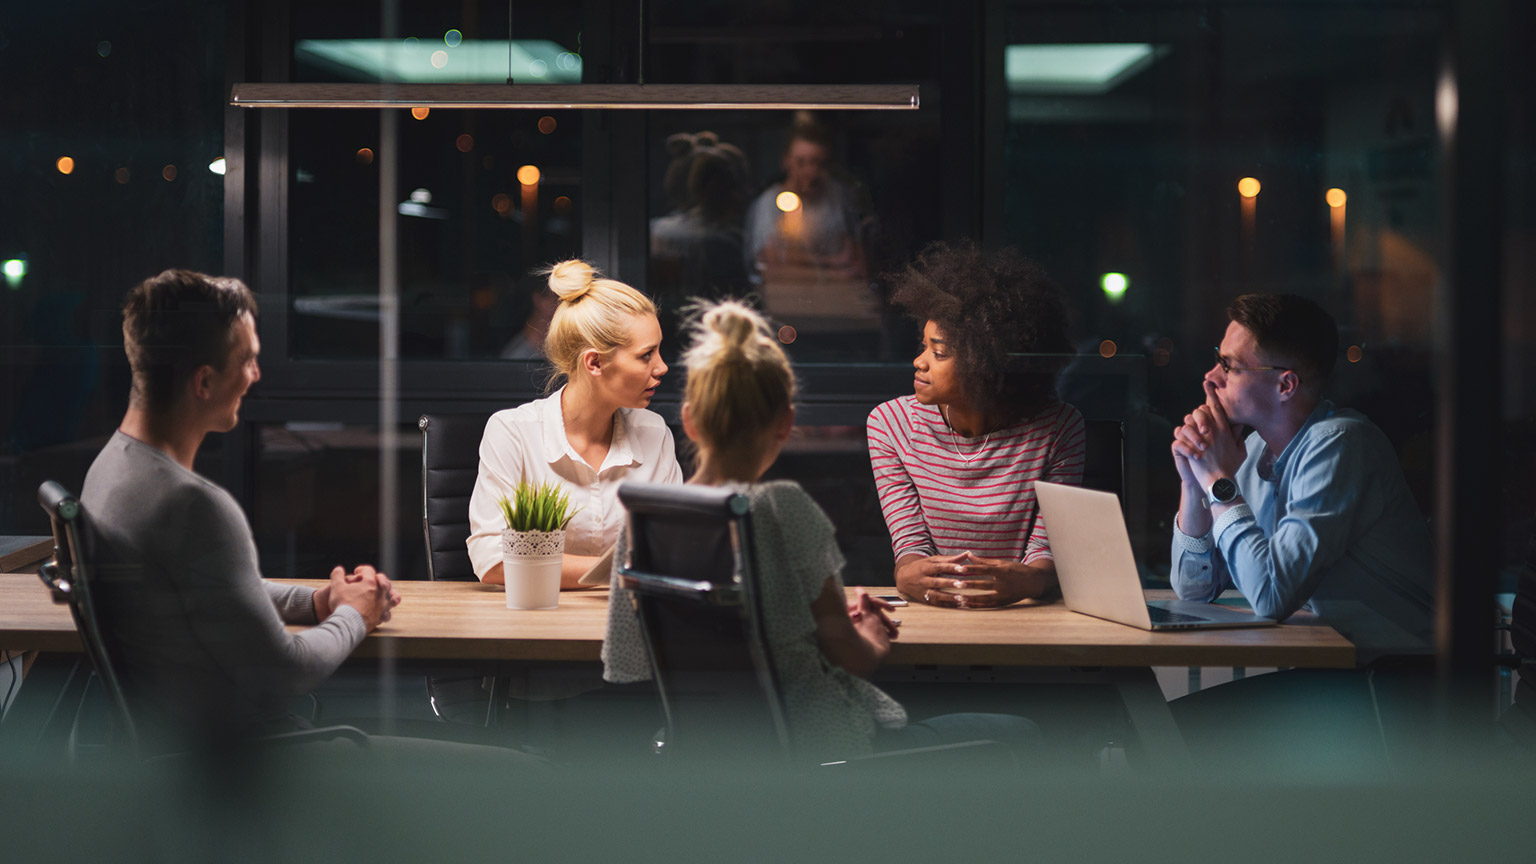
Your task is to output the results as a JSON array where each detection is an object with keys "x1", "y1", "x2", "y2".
[{"x1": 1211, "y1": 477, "x2": 1238, "y2": 504}]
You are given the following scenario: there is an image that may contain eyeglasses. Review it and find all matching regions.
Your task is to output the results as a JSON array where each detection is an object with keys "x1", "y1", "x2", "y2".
[{"x1": 1213, "y1": 347, "x2": 1284, "y2": 375}]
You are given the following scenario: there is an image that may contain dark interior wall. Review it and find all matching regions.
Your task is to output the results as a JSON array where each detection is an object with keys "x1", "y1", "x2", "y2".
[{"x1": 2, "y1": 1, "x2": 1531, "y2": 594}]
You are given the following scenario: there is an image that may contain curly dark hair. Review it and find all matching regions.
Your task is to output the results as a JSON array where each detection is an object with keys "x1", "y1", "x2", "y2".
[{"x1": 888, "y1": 242, "x2": 1073, "y2": 423}]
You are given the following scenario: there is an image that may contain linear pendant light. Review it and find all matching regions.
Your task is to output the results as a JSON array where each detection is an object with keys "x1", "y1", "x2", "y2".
[{"x1": 229, "y1": 82, "x2": 920, "y2": 110}]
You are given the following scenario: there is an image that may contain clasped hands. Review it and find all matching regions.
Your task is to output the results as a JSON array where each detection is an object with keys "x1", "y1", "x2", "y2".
[
  {"x1": 1171, "y1": 381, "x2": 1247, "y2": 491},
  {"x1": 896, "y1": 552, "x2": 1053, "y2": 609},
  {"x1": 313, "y1": 564, "x2": 402, "y2": 631}
]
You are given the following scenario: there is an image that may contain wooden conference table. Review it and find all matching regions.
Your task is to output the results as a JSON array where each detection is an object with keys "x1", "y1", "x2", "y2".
[
  {"x1": 0, "y1": 574, "x2": 1352, "y2": 667},
  {"x1": 0, "y1": 573, "x2": 1353, "y2": 765}
]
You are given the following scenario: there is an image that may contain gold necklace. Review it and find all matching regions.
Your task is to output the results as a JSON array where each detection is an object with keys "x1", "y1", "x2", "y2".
[{"x1": 940, "y1": 405, "x2": 991, "y2": 466}]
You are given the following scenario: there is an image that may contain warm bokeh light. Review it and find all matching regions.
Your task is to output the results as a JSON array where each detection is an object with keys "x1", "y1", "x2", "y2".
[
  {"x1": 55, "y1": 156, "x2": 74, "y2": 175},
  {"x1": 456, "y1": 134, "x2": 474, "y2": 152},
  {"x1": 1098, "y1": 340, "x2": 1117, "y2": 359},
  {"x1": 411, "y1": 106, "x2": 430, "y2": 120},
  {"x1": 517, "y1": 165, "x2": 541, "y2": 186},
  {"x1": 430, "y1": 50, "x2": 448, "y2": 69},
  {"x1": 538, "y1": 116, "x2": 557, "y2": 135},
  {"x1": 161, "y1": 164, "x2": 177, "y2": 182},
  {"x1": 1347, "y1": 345, "x2": 1363, "y2": 363},
  {"x1": 1100, "y1": 272, "x2": 1128, "y2": 302},
  {"x1": 114, "y1": 167, "x2": 131, "y2": 184},
  {"x1": 775, "y1": 191, "x2": 801, "y2": 213},
  {"x1": 1152, "y1": 348, "x2": 1171, "y2": 367},
  {"x1": 1326, "y1": 188, "x2": 1347, "y2": 209},
  {"x1": 1237, "y1": 177, "x2": 1261, "y2": 199},
  {"x1": 778, "y1": 325, "x2": 798, "y2": 345},
  {"x1": 356, "y1": 148, "x2": 374, "y2": 165},
  {"x1": 553, "y1": 195, "x2": 572, "y2": 216},
  {"x1": 491, "y1": 193, "x2": 512, "y2": 214},
  {"x1": 208, "y1": 157, "x2": 226, "y2": 175}
]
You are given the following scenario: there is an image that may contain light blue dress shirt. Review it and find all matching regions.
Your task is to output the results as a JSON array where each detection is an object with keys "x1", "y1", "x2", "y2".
[{"x1": 1172, "y1": 400, "x2": 1434, "y2": 662}]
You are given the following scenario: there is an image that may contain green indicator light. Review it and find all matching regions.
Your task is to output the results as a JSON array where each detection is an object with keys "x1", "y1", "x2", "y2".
[{"x1": 1101, "y1": 272, "x2": 1128, "y2": 303}]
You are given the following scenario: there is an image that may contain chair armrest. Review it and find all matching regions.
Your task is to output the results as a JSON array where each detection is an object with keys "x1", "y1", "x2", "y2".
[
  {"x1": 263, "y1": 724, "x2": 370, "y2": 749},
  {"x1": 819, "y1": 739, "x2": 1010, "y2": 769}
]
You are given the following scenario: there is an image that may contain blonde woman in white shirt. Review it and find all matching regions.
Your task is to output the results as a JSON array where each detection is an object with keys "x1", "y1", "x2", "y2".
[{"x1": 468, "y1": 260, "x2": 684, "y2": 586}]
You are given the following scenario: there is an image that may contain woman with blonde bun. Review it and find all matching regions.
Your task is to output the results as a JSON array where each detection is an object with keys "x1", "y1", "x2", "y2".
[
  {"x1": 602, "y1": 299, "x2": 1039, "y2": 762},
  {"x1": 467, "y1": 260, "x2": 683, "y2": 587}
]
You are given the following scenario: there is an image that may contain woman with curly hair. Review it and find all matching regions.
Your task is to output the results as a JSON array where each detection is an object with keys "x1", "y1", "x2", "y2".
[{"x1": 867, "y1": 242, "x2": 1085, "y2": 608}]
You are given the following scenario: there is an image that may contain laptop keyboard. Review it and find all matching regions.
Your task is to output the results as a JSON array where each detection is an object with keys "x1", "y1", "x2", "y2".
[{"x1": 1146, "y1": 606, "x2": 1210, "y2": 625}]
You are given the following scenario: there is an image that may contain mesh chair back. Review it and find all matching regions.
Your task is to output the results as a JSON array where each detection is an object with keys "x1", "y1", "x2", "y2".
[
  {"x1": 616, "y1": 482, "x2": 789, "y2": 760},
  {"x1": 420, "y1": 413, "x2": 493, "y2": 581},
  {"x1": 36, "y1": 480, "x2": 139, "y2": 752}
]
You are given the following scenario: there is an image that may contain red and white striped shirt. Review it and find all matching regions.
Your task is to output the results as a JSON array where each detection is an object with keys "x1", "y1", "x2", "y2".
[{"x1": 867, "y1": 395, "x2": 1085, "y2": 563}]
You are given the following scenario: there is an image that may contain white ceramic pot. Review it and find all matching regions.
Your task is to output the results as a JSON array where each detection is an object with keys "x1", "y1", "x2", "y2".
[{"x1": 501, "y1": 528, "x2": 564, "y2": 610}]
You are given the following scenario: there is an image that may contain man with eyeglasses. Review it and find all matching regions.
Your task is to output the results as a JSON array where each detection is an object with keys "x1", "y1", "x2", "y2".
[{"x1": 1169, "y1": 293, "x2": 1433, "y2": 663}]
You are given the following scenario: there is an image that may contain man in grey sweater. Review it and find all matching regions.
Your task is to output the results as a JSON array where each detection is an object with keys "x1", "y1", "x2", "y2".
[{"x1": 81, "y1": 269, "x2": 399, "y2": 748}]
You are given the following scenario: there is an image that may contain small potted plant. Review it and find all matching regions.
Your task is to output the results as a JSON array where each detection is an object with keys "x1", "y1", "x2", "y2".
[{"x1": 497, "y1": 481, "x2": 580, "y2": 610}]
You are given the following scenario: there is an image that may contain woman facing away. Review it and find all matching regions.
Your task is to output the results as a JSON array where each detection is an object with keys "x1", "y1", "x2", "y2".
[
  {"x1": 868, "y1": 242, "x2": 1085, "y2": 608},
  {"x1": 602, "y1": 300, "x2": 1039, "y2": 762},
  {"x1": 467, "y1": 260, "x2": 684, "y2": 587}
]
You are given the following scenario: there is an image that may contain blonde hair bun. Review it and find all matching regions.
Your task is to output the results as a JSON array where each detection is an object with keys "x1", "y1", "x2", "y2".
[
  {"x1": 547, "y1": 259, "x2": 598, "y2": 303},
  {"x1": 699, "y1": 302, "x2": 761, "y2": 359}
]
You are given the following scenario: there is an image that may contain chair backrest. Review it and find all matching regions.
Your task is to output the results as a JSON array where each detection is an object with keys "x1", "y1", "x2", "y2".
[
  {"x1": 1081, "y1": 419, "x2": 1125, "y2": 502},
  {"x1": 1513, "y1": 530, "x2": 1536, "y2": 664},
  {"x1": 36, "y1": 480, "x2": 139, "y2": 752},
  {"x1": 615, "y1": 482, "x2": 790, "y2": 761},
  {"x1": 419, "y1": 413, "x2": 493, "y2": 581}
]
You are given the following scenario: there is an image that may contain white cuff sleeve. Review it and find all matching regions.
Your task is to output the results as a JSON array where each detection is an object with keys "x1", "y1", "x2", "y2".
[
  {"x1": 1212, "y1": 502, "x2": 1255, "y2": 544},
  {"x1": 1173, "y1": 512, "x2": 1213, "y2": 554}
]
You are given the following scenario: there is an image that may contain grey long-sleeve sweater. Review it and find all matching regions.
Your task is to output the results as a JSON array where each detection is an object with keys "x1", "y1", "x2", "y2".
[{"x1": 81, "y1": 431, "x2": 365, "y2": 744}]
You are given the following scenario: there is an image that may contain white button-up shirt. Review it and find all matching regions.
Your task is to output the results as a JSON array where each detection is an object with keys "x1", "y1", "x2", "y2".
[{"x1": 466, "y1": 387, "x2": 684, "y2": 578}]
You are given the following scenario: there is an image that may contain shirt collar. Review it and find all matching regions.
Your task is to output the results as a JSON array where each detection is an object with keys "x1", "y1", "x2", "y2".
[
  {"x1": 1268, "y1": 399, "x2": 1336, "y2": 477},
  {"x1": 537, "y1": 385, "x2": 643, "y2": 472}
]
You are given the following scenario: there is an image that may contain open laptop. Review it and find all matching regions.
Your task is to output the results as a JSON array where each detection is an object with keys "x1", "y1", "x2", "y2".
[{"x1": 1034, "y1": 481, "x2": 1275, "y2": 631}]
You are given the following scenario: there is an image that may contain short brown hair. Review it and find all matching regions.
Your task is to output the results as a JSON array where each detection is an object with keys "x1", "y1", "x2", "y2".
[
  {"x1": 888, "y1": 242, "x2": 1073, "y2": 423},
  {"x1": 122, "y1": 269, "x2": 258, "y2": 411},
  {"x1": 1226, "y1": 293, "x2": 1338, "y2": 391}
]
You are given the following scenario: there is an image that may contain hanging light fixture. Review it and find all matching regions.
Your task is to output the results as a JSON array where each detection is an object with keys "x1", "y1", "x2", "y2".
[{"x1": 230, "y1": 82, "x2": 918, "y2": 110}]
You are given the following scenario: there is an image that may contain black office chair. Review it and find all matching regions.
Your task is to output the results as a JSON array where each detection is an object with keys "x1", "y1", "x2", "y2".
[
  {"x1": 419, "y1": 412, "x2": 494, "y2": 583},
  {"x1": 616, "y1": 482, "x2": 791, "y2": 762},
  {"x1": 36, "y1": 480, "x2": 138, "y2": 756},
  {"x1": 418, "y1": 412, "x2": 512, "y2": 725},
  {"x1": 36, "y1": 481, "x2": 366, "y2": 758}
]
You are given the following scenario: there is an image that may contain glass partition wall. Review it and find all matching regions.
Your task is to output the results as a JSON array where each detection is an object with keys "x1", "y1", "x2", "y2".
[{"x1": 5, "y1": 0, "x2": 1531, "y2": 735}]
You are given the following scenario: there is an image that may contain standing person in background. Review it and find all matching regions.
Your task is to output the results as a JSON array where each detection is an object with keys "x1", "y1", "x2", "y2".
[
  {"x1": 603, "y1": 300, "x2": 1040, "y2": 762},
  {"x1": 468, "y1": 260, "x2": 683, "y2": 587},
  {"x1": 743, "y1": 116, "x2": 870, "y2": 283},
  {"x1": 867, "y1": 242, "x2": 1084, "y2": 608}
]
